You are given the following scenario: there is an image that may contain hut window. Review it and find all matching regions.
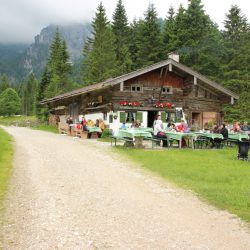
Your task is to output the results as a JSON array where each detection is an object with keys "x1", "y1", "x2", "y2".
[
  {"x1": 131, "y1": 84, "x2": 143, "y2": 93},
  {"x1": 126, "y1": 112, "x2": 136, "y2": 123},
  {"x1": 162, "y1": 87, "x2": 172, "y2": 94},
  {"x1": 136, "y1": 112, "x2": 143, "y2": 123},
  {"x1": 103, "y1": 112, "x2": 107, "y2": 121},
  {"x1": 109, "y1": 115, "x2": 113, "y2": 123}
]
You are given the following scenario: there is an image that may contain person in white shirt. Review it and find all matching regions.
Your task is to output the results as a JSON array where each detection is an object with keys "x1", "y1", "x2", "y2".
[{"x1": 153, "y1": 116, "x2": 168, "y2": 147}]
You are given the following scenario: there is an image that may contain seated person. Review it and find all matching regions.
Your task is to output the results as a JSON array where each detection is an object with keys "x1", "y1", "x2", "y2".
[
  {"x1": 181, "y1": 119, "x2": 190, "y2": 133},
  {"x1": 120, "y1": 122, "x2": 127, "y2": 129},
  {"x1": 66, "y1": 116, "x2": 73, "y2": 135},
  {"x1": 175, "y1": 123, "x2": 184, "y2": 133},
  {"x1": 241, "y1": 121, "x2": 250, "y2": 133},
  {"x1": 81, "y1": 116, "x2": 88, "y2": 131},
  {"x1": 99, "y1": 119, "x2": 105, "y2": 131},
  {"x1": 212, "y1": 124, "x2": 220, "y2": 133},
  {"x1": 87, "y1": 119, "x2": 94, "y2": 127},
  {"x1": 220, "y1": 124, "x2": 228, "y2": 140},
  {"x1": 154, "y1": 119, "x2": 168, "y2": 147},
  {"x1": 232, "y1": 122, "x2": 240, "y2": 132},
  {"x1": 166, "y1": 122, "x2": 176, "y2": 132},
  {"x1": 211, "y1": 124, "x2": 227, "y2": 148},
  {"x1": 95, "y1": 119, "x2": 100, "y2": 127},
  {"x1": 96, "y1": 119, "x2": 105, "y2": 138},
  {"x1": 134, "y1": 120, "x2": 141, "y2": 128}
]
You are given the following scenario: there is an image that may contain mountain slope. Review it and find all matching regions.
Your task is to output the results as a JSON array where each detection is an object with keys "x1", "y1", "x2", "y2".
[{"x1": 0, "y1": 23, "x2": 91, "y2": 82}]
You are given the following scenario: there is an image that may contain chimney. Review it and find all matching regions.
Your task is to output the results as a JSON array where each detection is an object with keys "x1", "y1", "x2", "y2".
[{"x1": 168, "y1": 52, "x2": 179, "y2": 62}]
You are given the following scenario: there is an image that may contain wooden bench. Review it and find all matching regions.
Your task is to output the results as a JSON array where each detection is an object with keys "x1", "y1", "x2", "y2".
[
  {"x1": 72, "y1": 127, "x2": 99, "y2": 139},
  {"x1": 59, "y1": 124, "x2": 69, "y2": 135},
  {"x1": 110, "y1": 136, "x2": 134, "y2": 147},
  {"x1": 145, "y1": 137, "x2": 170, "y2": 149},
  {"x1": 194, "y1": 136, "x2": 210, "y2": 149}
]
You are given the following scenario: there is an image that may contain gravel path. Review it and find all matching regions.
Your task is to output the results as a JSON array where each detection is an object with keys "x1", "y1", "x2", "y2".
[{"x1": 0, "y1": 126, "x2": 250, "y2": 250}]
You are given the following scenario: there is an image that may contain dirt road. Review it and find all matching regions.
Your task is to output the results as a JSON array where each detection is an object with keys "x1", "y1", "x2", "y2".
[{"x1": 1, "y1": 126, "x2": 250, "y2": 249}]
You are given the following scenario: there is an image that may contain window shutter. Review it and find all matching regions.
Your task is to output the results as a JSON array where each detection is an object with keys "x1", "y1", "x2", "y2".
[
  {"x1": 109, "y1": 115, "x2": 113, "y2": 123},
  {"x1": 120, "y1": 112, "x2": 126, "y2": 123},
  {"x1": 136, "y1": 112, "x2": 143, "y2": 122},
  {"x1": 161, "y1": 112, "x2": 166, "y2": 122}
]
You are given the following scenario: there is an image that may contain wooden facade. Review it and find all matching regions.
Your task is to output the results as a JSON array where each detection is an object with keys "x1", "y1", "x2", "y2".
[{"x1": 41, "y1": 58, "x2": 238, "y2": 130}]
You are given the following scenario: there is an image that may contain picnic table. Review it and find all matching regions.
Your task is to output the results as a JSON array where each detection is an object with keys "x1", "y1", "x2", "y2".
[
  {"x1": 194, "y1": 132, "x2": 224, "y2": 140},
  {"x1": 135, "y1": 127, "x2": 153, "y2": 133},
  {"x1": 193, "y1": 132, "x2": 224, "y2": 149},
  {"x1": 116, "y1": 128, "x2": 152, "y2": 148},
  {"x1": 228, "y1": 133, "x2": 249, "y2": 141},
  {"x1": 165, "y1": 131, "x2": 196, "y2": 149},
  {"x1": 87, "y1": 126, "x2": 102, "y2": 133}
]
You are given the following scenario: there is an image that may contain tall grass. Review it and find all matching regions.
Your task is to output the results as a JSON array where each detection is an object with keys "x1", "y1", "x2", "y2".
[
  {"x1": 0, "y1": 128, "x2": 13, "y2": 213},
  {"x1": 117, "y1": 147, "x2": 250, "y2": 223}
]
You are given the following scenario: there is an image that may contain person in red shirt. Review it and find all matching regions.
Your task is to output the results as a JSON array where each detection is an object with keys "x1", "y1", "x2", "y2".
[{"x1": 81, "y1": 116, "x2": 87, "y2": 131}]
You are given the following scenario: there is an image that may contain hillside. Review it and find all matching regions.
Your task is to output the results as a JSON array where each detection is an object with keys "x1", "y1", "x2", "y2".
[{"x1": 0, "y1": 23, "x2": 91, "y2": 82}]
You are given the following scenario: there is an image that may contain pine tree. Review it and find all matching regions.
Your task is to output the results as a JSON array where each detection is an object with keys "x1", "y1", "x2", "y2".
[
  {"x1": 162, "y1": 6, "x2": 178, "y2": 55},
  {"x1": 82, "y1": 3, "x2": 118, "y2": 85},
  {"x1": 166, "y1": 1, "x2": 222, "y2": 79},
  {"x1": 20, "y1": 74, "x2": 38, "y2": 116},
  {"x1": 129, "y1": 19, "x2": 145, "y2": 70},
  {"x1": 45, "y1": 29, "x2": 72, "y2": 97},
  {"x1": 36, "y1": 66, "x2": 52, "y2": 119},
  {"x1": 0, "y1": 88, "x2": 21, "y2": 116},
  {"x1": 112, "y1": 0, "x2": 132, "y2": 74},
  {"x1": 0, "y1": 74, "x2": 11, "y2": 94},
  {"x1": 222, "y1": 5, "x2": 250, "y2": 122},
  {"x1": 136, "y1": 4, "x2": 163, "y2": 67}
]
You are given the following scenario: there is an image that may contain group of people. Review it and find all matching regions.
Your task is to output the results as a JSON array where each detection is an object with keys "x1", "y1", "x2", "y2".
[
  {"x1": 231, "y1": 121, "x2": 250, "y2": 133},
  {"x1": 66, "y1": 115, "x2": 105, "y2": 138},
  {"x1": 153, "y1": 115, "x2": 190, "y2": 147},
  {"x1": 120, "y1": 120, "x2": 142, "y2": 129}
]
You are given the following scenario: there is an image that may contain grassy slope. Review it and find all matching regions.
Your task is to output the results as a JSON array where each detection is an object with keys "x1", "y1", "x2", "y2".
[
  {"x1": 0, "y1": 116, "x2": 37, "y2": 126},
  {"x1": 0, "y1": 116, "x2": 58, "y2": 134},
  {"x1": 32, "y1": 124, "x2": 58, "y2": 134},
  {"x1": 0, "y1": 128, "x2": 13, "y2": 213},
  {"x1": 116, "y1": 147, "x2": 250, "y2": 223}
]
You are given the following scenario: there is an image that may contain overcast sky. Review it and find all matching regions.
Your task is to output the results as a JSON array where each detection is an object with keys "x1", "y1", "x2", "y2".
[{"x1": 0, "y1": 0, "x2": 249, "y2": 44}]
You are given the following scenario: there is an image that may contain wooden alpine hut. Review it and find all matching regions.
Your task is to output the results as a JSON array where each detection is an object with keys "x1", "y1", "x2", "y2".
[{"x1": 41, "y1": 53, "x2": 239, "y2": 131}]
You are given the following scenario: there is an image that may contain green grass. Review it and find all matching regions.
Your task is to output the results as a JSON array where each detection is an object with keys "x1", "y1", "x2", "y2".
[
  {"x1": 0, "y1": 128, "x2": 13, "y2": 214},
  {"x1": 98, "y1": 137, "x2": 111, "y2": 142},
  {"x1": 32, "y1": 124, "x2": 59, "y2": 134},
  {"x1": 116, "y1": 147, "x2": 250, "y2": 223}
]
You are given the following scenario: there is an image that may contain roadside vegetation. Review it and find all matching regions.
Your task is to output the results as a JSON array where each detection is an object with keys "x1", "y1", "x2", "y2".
[
  {"x1": 0, "y1": 128, "x2": 13, "y2": 213},
  {"x1": 116, "y1": 147, "x2": 250, "y2": 224},
  {"x1": 0, "y1": 116, "x2": 58, "y2": 134}
]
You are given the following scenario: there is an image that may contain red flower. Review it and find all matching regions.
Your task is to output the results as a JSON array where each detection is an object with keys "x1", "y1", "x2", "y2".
[{"x1": 167, "y1": 102, "x2": 172, "y2": 109}]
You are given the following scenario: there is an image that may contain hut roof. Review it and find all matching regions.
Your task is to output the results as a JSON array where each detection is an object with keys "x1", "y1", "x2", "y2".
[{"x1": 41, "y1": 58, "x2": 239, "y2": 104}]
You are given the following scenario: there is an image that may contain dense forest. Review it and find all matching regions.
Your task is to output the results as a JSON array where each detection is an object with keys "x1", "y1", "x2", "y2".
[{"x1": 0, "y1": 0, "x2": 249, "y2": 122}]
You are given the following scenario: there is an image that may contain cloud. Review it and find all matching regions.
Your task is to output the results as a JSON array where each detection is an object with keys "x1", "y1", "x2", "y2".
[{"x1": 0, "y1": 0, "x2": 249, "y2": 44}]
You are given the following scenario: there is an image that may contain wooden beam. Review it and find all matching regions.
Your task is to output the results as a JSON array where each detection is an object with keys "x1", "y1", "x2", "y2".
[
  {"x1": 231, "y1": 96, "x2": 234, "y2": 105},
  {"x1": 160, "y1": 67, "x2": 163, "y2": 78},
  {"x1": 120, "y1": 81, "x2": 124, "y2": 91},
  {"x1": 194, "y1": 76, "x2": 197, "y2": 85},
  {"x1": 159, "y1": 68, "x2": 169, "y2": 100},
  {"x1": 169, "y1": 63, "x2": 172, "y2": 72}
]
